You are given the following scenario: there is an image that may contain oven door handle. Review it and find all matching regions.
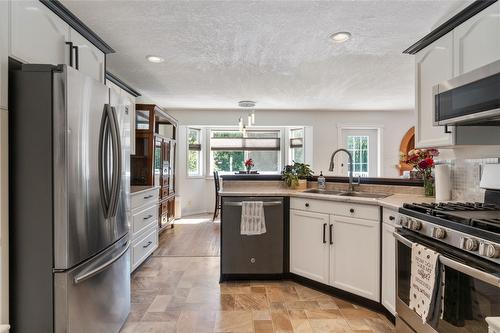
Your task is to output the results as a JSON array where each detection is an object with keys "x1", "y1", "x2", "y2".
[{"x1": 394, "y1": 231, "x2": 500, "y2": 288}]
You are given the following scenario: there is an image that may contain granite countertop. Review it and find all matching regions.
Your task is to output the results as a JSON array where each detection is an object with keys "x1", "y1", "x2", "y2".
[
  {"x1": 131, "y1": 185, "x2": 161, "y2": 195},
  {"x1": 219, "y1": 188, "x2": 435, "y2": 210}
]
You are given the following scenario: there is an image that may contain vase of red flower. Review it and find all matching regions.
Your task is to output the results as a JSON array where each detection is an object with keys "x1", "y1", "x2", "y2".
[
  {"x1": 401, "y1": 148, "x2": 439, "y2": 197},
  {"x1": 244, "y1": 158, "x2": 254, "y2": 173}
]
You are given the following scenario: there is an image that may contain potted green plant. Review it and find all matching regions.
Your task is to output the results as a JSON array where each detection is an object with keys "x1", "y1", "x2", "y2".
[{"x1": 282, "y1": 161, "x2": 313, "y2": 189}]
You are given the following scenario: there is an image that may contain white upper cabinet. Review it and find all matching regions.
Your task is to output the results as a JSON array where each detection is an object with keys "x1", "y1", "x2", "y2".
[
  {"x1": 415, "y1": 32, "x2": 454, "y2": 148},
  {"x1": 329, "y1": 215, "x2": 380, "y2": 302},
  {"x1": 290, "y1": 209, "x2": 330, "y2": 284},
  {"x1": 10, "y1": 1, "x2": 70, "y2": 65},
  {"x1": 122, "y1": 90, "x2": 136, "y2": 155},
  {"x1": 454, "y1": 1, "x2": 500, "y2": 75},
  {"x1": 0, "y1": 0, "x2": 8, "y2": 109},
  {"x1": 69, "y1": 28, "x2": 105, "y2": 83}
]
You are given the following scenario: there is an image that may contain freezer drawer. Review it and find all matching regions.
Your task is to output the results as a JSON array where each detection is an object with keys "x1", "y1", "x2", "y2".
[
  {"x1": 221, "y1": 197, "x2": 284, "y2": 275},
  {"x1": 54, "y1": 236, "x2": 131, "y2": 333}
]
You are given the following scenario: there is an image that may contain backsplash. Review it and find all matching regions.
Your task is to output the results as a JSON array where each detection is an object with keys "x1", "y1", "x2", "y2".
[{"x1": 444, "y1": 157, "x2": 500, "y2": 202}]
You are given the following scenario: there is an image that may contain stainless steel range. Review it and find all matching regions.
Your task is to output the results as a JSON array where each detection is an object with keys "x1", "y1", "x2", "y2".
[{"x1": 395, "y1": 192, "x2": 500, "y2": 333}]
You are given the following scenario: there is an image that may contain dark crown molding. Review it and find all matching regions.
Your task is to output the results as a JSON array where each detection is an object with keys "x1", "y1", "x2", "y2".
[
  {"x1": 403, "y1": 0, "x2": 498, "y2": 54},
  {"x1": 106, "y1": 72, "x2": 141, "y2": 97},
  {"x1": 40, "y1": 0, "x2": 115, "y2": 54}
]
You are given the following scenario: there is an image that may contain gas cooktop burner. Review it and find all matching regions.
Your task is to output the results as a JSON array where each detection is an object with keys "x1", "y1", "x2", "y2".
[{"x1": 400, "y1": 201, "x2": 500, "y2": 240}]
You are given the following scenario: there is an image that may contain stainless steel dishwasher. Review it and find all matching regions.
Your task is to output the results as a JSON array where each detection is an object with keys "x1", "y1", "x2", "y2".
[{"x1": 221, "y1": 197, "x2": 284, "y2": 278}]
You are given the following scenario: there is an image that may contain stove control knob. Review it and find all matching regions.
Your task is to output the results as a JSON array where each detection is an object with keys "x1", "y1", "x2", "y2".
[
  {"x1": 432, "y1": 227, "x2": 446, "y2": 239},
  {"x1": 479, "y1": 243, "x2": 500, "y2": 258},
  {"x1": 409, "y1": 220, "x2": 422, "y2": 231},
  {"x1": 465, "y1": 238, "x2": 479, "y2": 251}
]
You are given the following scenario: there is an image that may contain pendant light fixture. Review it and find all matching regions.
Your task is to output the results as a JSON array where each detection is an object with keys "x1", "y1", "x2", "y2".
[{"x1": 237, "y1": 101, "x2": 256, "y2": 133}]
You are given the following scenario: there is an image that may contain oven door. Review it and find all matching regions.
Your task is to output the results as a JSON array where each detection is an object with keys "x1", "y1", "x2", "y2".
[
  {"x1": 433, "y1": 59, "x2": 500, "y2": 126},
  {"x1": 395, "y1": 229, "x2": 500, "y2": 333}
]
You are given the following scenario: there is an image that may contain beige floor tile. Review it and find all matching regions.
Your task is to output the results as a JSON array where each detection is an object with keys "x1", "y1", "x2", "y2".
[
  {"x1": 287, "y1": 309, "x2": 308, "y2": 319},
  {"x1": 309, "y1": 318, "x2": 353, "y2": 333},
  {"x1": 133, "y1": 321, "x2": 177, "y2": 333},
  {"x1": 318, "y1": 300, "x2": 340, "y2": 310},
  {"x1": 290, "y1": 319, "x2": 314, "y2": 333},
  {"x1": 285, "y1": 300, "x2": 320, "y2": 310},
  {"x1": 271, "y1": 312, "x2": 293, "y2": 333},
  {"x1": 252, "y1": 310, "x2": 272, "y2": 321},
  {"x1": 340, "y1": 308, "x2": 380, "y2": 320},
  {"x1": 141, "y1": 310, "x2": 181, "y2": 323},
  {"x1": 234, "y1": 294, "x2": 269, "y2": 311},
  {"x1": 305, "y1": 309, "x2": 342, "y2": 319},
  {"x1": 254, "y1": 319, "x2": 273, "y2": 333},
  {"x1": 146, "y1": 295, "x2": 173, "y2": 312},
  {"x1": 214, "y1": 311, "x2": 253, "y2": 332},
  {"x1": 176, "y1": 310, "x2": 216, "y2": 333}
]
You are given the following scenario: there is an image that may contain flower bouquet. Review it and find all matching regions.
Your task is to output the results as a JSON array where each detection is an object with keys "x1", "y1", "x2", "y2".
[
  {"x1": 244, "y1": 158, "x2": 254, "y2": 173},
  {"x1": 400, "y1": 148, "x2": 439, "y2": 196}
]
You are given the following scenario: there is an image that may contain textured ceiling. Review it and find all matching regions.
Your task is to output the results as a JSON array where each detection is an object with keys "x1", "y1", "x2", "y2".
[{"x1": 62, "y1": 0, "x2": 470, "y2": 111}]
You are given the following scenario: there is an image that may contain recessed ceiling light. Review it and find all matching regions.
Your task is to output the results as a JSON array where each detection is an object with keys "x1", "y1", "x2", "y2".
[
  {"x1": 330, "y1": 32, "x2": 351, "y2": 43},
  {"x1": 238, "y1": 101, "x2": 256, "y2": 108},
  {"x1": 146, "y1": 55, "x2": 164, "y2": 63}
]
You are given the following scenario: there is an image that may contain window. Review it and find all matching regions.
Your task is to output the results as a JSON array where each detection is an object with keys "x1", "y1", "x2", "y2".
[
  {"x1": 210, "y1": 129, "x2": 281, "y2": 174},
  {"x1": 347, "y1": 135, "x2": 369, "y2": 177},
  {"x1": 187, "y1": 128, "x2": 202, "y2": 176},
  {"x1": 289, "y1": 128, "x2": 304, "y2": 164}
]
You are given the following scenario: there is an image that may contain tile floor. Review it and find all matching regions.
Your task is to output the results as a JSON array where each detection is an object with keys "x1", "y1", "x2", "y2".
[{"x1": 121, "y1": 216, "x2": 394, "y2": 333}]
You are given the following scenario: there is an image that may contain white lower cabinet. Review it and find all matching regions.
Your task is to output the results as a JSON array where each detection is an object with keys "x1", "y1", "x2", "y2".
[
  {"x1": 381, "y1": 208, "x2": 398, "y2": 315},
  {"x1": 329, "y1": 215, "x2": 380, "y2": 302},
  {"x1": 290, "y1": 209, "x2": 329, "y2": 284},
  {"x1": 290, "y1": 198, "x2": 381, "y2": 302}
]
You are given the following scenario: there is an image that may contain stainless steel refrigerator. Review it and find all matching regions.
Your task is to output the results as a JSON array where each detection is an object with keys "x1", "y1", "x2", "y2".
[{"x1": 9, "y1": 64, "x2": 131, "y2": 332}]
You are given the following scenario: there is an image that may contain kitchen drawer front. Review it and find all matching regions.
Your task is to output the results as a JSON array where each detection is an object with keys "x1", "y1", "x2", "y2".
[
  {"x1": 131, "y1": 188, "x2": 159, "y2": 210},
  {"x1": 383, "y1": 208, "x2": 399, "y2": 226},
  {"x1": 132, "y1": 204, "x2": 158, "y2": 236},
  {"x1": 290, "y1": 198, "x2": 335, "y2": 215},
  {"x1": 131, "y1": 225, "x2": 158, "y2": 271},
  {"x1": 330, "y1": 202, "x2": 379, "y2": 221}
]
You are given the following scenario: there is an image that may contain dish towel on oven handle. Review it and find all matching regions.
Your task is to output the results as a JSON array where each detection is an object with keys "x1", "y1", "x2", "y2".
[
  {"x1": 240, "y1": 201, "x2": 266, "y2": 235},
  {"x1": 409, "y1": 243, "x2": 444, "y2": 327}
]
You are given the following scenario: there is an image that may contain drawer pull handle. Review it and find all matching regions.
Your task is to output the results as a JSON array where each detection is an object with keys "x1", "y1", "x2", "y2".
[
  {"x1": 349, "y1": 208, "x2": 355, "y2": 213},
  {"x1": 322, "y1": 223, "x2": 327, "y2": 244},
  {"x1": 305, "y1": 203, "x2": 310, "y2": 207},
  {"x1": 143, "y1": 214, "x2": 153, "y2": 220},
  {"x1": 389, "y1": 216, "x2": 395, "y2": 221},
  {"x1": 143, "y1": 195, "x2": 154, "y2": 199},
  {"x1": 143, "y1": 241, "x2": 153, "y2": 249}
]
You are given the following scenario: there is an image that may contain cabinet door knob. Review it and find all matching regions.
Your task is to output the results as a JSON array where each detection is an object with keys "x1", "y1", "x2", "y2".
[
  {"x1": 305, "y1": 203, "x2": 310, "y2": 207},
  {"x1": 389, "y1": 216, "x2": 395, "y2": 221},
  {"x1": 349, "y1": 208, "x2": 355, "y2": 213}
]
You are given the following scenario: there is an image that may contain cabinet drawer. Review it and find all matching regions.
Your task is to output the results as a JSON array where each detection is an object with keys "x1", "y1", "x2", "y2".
[
  {"x1": 383, "y1": 208, "x2": 399, "y2": 226},
  {"x1": 290, "y1": 198, "x2": 335, "y2": 215},
  {"x1": 330, "y1": 202, "x2": 379, "y2": 221},
  {"x1": 131, "y1": 225, "x2": 158, "y2": 271},
  {"x1": 131, "y1": 188, "x2": 159, "y2": 210},
  {"x1": 132, "y1": 205, "x2": 158, "y2": 236},
  {"x1": 161, "y1": 187, "x2": 169, "y2": 199}
]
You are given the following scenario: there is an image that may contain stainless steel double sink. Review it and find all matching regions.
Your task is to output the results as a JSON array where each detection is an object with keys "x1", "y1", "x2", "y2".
[{"x1": 302, "y1": 188, "x2": 390, "y2": 199}]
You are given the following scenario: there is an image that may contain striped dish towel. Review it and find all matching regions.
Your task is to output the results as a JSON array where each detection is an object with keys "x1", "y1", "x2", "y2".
[{"x1": 240, "y1": 201, "x2": 266, "y2": 235}]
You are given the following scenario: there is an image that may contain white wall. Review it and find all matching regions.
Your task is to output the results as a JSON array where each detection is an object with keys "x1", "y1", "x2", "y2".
[{"x1": 170, "y1": 109, "x2": 415, "y2": 216}]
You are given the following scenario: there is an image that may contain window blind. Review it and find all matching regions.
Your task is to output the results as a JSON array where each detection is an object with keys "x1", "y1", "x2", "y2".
[{"x1": 210, "y1": 137, "x2": 280, "y2": 151}]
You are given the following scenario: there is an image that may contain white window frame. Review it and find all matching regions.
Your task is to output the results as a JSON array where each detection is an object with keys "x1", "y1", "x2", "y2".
[
  {"x1": 186, "y1": 127, "x2": 203, "y2": 178},
  {"x1": 336, "y1": 124, "x2": 384, "y2": 177},
  {"x1": 207, "y1": 127, "x2": 285, "y2": 176},
  {"x1": 288, "y1": 127, "x2": 306, "y2": 165}
]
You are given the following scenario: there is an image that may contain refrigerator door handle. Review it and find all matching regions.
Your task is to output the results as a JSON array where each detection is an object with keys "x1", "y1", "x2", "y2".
[
  {"x1": 73, "y1": 241, "x2": 130, "y2": 284},
  {"x1": 98, "y1": 104, "x2": 111, "y2": 218},
  {"x1": 107, "y1": 106, "x2": 122, "y2": 218}
]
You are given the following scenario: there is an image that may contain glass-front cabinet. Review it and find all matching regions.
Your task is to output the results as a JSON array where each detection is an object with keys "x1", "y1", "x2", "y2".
[{"x1": 132, "y1": 104, "x2": 177, "y2": 231}]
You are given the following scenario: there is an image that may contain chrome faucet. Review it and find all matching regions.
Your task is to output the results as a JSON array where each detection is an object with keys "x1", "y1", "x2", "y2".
[{"x1": 329, "y1": 149, "x2": 360, "y2": 192}]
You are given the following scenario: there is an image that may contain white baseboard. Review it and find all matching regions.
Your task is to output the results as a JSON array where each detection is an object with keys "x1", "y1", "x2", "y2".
[{"x1": 0, "y1": 325, "x2": 10, "y2": 332}]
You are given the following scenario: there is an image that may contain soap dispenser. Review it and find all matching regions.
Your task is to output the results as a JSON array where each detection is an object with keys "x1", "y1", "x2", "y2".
[{"x1": 318, "y1": 171, "x2": 326, "y2": 189}]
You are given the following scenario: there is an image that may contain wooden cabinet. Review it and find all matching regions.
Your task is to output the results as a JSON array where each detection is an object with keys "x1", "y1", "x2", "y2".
[
  {"x1": 0, "y1": 0, "x2": 8, "y2": 110},
  {"x1": 69, "y1": 28, "x2": 105, "y2": 82},
  {"x1": 329, "y1": 215, "x2": 380, "y2": 302},
  {"x1": 453, "y1": 1, "x2": 500, "y2": 76},
  {"x1": 381, "y1": 208, "x2": 398, "y2": 315},
  {"x1": 132, "y1": 104, "x2": 178, "y2": 231},
  {"x1": 290, "y1": 209, "x2": 330, "y2": 284},
  {"x1": 10, "y1": 0, "x2": 70, "y2": 65},
  {"x1": 415, "y1": 32, "x2": 454, "y2": 148}
]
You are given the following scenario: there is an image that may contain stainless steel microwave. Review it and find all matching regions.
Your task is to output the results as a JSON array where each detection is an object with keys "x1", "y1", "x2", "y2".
[{"x1": 433, "y1": 59, "x2": 500, "y2": 126}]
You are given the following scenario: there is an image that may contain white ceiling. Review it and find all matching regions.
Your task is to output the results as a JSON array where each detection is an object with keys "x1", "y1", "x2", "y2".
[{"x1": 62, "y1": 0, "x2": 470, "y2": 111}]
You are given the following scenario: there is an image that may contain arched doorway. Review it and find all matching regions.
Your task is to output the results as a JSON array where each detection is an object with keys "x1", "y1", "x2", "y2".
[{"x1": 398, "y1": 127, "x2": 415, "y2": 176}]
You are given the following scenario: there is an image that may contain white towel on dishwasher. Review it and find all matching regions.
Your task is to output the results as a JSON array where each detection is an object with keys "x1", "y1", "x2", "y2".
[{"x1": 240, "y1": 201, "x2": 266, "y2": 235}]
